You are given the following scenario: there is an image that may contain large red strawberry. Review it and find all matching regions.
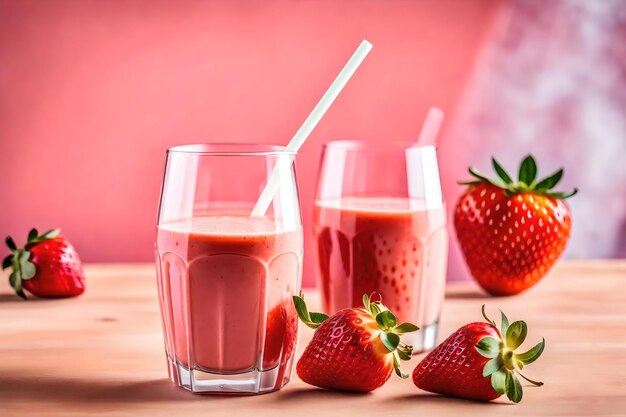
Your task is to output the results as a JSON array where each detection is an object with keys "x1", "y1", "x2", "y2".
[
  {"x1": 413, "y1": 306, "x2": 545, "y2": 403},
  {"x1": 455, "y1": 155, "x2": 577, "y2": 295},
  {"x1": 294, "y1": 293, "x2": 418, "y2": 392},
  {"x1": 3, "y1": 228, "x2": 85, "y2": 299}
]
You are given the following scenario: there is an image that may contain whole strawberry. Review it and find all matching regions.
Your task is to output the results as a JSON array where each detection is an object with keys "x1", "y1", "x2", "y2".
[
  {"x1": 455, "y1": 155, "x2": 577, "y2": 295},
  {"x1": 294, "y1": 294, "x2": 418, "y2": 392},
  {"x1": 3, "y1": 228, "x2": 85, "y2": 299},
  {"x1": 413, "y1": 306, "x2": 545, "y2": 403}
]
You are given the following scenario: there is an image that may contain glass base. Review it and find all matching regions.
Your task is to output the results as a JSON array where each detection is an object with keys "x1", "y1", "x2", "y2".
[
  {"x1": 407, "y1": 320, "x2": 439, "y2": 354},
  {"x1": 166, "y1": 356, "x2": 290, "y2": 394}
]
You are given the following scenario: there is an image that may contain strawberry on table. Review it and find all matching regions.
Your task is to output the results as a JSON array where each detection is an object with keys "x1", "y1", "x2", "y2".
[
  {"x1": 3, "y1": 228, "x2": 85, "y2": 299},
  {"x1": 413, "y1": 306, "x2": 545, "y2": 403},
  {"x1": 455, "y1": 155, "x2": 577, "y2": 295},
  {"x1": 293, "y1": 293, "x2": 418, "y2": 392}
]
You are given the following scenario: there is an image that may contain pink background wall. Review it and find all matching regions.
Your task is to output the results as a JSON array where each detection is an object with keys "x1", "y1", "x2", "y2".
[
  {"x1": 3, "y1": 1, "x2": 624, "y2": 288},
  {"x1": 0, "y1": 0, "x2": 500, "y2": 286}
]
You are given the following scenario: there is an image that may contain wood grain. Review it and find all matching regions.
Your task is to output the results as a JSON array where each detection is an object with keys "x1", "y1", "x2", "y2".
[{"x1": 1, "y1": 261, "x2": 625, "y2": 416}]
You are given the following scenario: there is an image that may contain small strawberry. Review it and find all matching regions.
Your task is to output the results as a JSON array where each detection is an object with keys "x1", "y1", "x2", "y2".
[
  {"x1": 3, "y1": 228, "x2": 85, "y2": 299},
  {"x1": 293, "y1": 293, "x2": 418, "y2": 392},
  {"x1": 455, "y1": 155, "x2": 577, "y2": 295},
  {"x1": 413, "y1": 306, "x2": 545, "y2": 403}
]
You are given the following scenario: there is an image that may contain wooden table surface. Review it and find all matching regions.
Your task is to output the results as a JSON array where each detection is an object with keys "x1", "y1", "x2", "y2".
[{"x1": 1, "y1": 261, "x2": 625, "y2": 417}]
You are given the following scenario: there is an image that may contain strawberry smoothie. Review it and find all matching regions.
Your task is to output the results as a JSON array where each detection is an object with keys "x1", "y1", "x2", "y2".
[
  {"x1": 315, "y1": 197, "x2": 448, "y2": 350},
  {"x1": 155, "y1": 215, "x2": 302, "y2": 391}
]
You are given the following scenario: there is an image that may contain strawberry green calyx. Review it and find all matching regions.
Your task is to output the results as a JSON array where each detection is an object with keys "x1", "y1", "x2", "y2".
[
  {"x1": 292, "y1": 292, "x2": 330, "y2": 329},
  {"x1": 476, "y1": 305, "x2": 545, "y2": 403},
  {"x1": 460, "y1": 155, "x2": 577, "y2": 199},
  {"x1": 362, "y1": 294, "x2": 419, "y2": 379},
  {"x1": 293, "y1": 293, "x2": 419, "y2": 379},
  {"x1": 3, "y1": 228, "x2": 60, "y2": 299}
]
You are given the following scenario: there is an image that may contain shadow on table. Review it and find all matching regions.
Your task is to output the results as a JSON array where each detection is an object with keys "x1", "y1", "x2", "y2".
[
  {"x1": 270, "y1": 388, "x2": 513, "y2": 408},
  {"x1": 0, "y1": 373, "x2": 225, "y2": 403},
  {"x1": 445, "y1": 290, "x2": 495, "y2": 300},
  {"x1": 381, "y1": 392, "x2": 513, "y2": 406},
  {"x1": 0, "y1": 294, "x2": 60, "y2": 303},
  {"x1": 273, "y1": 387, "x2": 371, "y2": 403}
]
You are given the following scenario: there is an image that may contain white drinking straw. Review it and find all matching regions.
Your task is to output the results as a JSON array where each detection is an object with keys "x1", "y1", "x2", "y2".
[
  {"x1": 406, "y1": 107, "x2": 445, "y2": 211},
  {"x1": 416, "y1": 107, "x2": 444, "y2": 146},
  {"x1": 251, "y1": 39, "x2": 373, "y2": 217}
]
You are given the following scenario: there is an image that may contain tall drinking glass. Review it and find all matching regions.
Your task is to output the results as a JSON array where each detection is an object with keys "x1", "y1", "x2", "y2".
[
  {"x1": 314, "y1": 141, "x2": 448, "y2": 353},
  {"x1": 155, "y1": 144, "x2": 303, "y2": 394}
]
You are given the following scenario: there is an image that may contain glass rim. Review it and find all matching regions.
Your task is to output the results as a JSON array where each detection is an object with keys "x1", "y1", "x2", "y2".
[
  {"x1": 167, "y1": 143, "x2": 296, "y2": 156},
  {"x1": 322, "y1": 140, "x2": 437, "y2": 152}
]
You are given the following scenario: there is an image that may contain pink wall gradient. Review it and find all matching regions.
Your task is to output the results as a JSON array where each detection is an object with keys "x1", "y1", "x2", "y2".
[{"x1": 0, "y1": 0, "x2": 501, "y2": 286}]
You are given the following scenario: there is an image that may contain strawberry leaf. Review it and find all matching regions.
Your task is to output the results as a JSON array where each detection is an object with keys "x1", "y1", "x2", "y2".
[
  {"x1": 506, "y1": 372, "x2": 523, "y2": 403},
  {"x1": 535, "y1": 169, "x2": 563, "y2": 190},
  {"x1": 395, "y1": 322, "x2": 419, "y2": 334},
  {"x1": 396, "y1": 344, "x2": 413, "y2": 361},
  {"x1": 376, "y1": 310, "x2": 397, "y2": 329},
  {"x1": 457, "y1": 180, "x2": 483, "y2": 186},
  {"x1": 547, "y1": 189, "x2": 578, "y2": 199},
  {"x1": 491, "y1": 368, "x2": 507, "y2": 395},
  {"x1": 483, "y1": 357, "x2": 503, "y2": 377},
  {"x1": 506, "y1": 321, "x2": 528, "y2": 350},
  {"x1": 500, "y1": 310, "x2": 510, "y2": 338},
  {"x1": 309, "y1": 312, "x2": 329, "y2": 323},
  {"x1": 469, "y1": 167, "x2": 502, "y2": 187},
  {"x1": 5, "y1": 237, "x2": 16, "y2": 251},
  {"x1": 380, "y1": 332, "x2": 400, "y2": 352},
  {"x1": 8, "y1": 272, "x2": 26, "y2": 299},
  {"x1": 27, "y1": 228, "x2": 39, "y2": 241},
  {"x1": 515, "y1": 338, "x2": 545, "y2": 365},
  {"x1": 21, "y1": 260, "x2": 36, "y2": 280},
  {"x1": 518, "y1": 155, "x2": 537, "y2": 185},
  {"x1": 9, "y1": 271, "x2": 17, "y2": 288},
  {"x1": 392, "y1": 354, "x2": 409, "y2": 379},
  {"x1": 475, "y1": 336, "x2": 500, "y2": 358},
  {"x1": 293, "y1": 294, "x2": 327, "y2": 329},
  {"x1": 2, "y1": 255, "x2": 12, "y2": 270},
  {"x1": 492, "y1": 157, "x2": 513, "y2": 184},
  {"x1": 362, "y1": 294, "x2": 371, "y2": 311},
  {"x1": 40, "y1": 229, "x2": 60, "y2": 240}
]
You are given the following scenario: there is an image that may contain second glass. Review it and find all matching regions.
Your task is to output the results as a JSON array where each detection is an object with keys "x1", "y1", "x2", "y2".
[{"x1": 314, "y1": 141, "x2": 448, "y2": 352}]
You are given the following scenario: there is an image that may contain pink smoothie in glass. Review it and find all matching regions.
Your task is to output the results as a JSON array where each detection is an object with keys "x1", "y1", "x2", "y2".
[
  {"x1": 315, "y1": 197, "x2": 448, "y2": 330},
  {"x1": 155, "y1": 215, "x2": 302, "y2": 382}
]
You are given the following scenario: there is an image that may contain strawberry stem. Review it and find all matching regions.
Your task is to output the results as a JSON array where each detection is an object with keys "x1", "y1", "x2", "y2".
[
  {"x1": 481, "y1": 304, "x2": 496, "y2": 327},
  {"x1": 516, "y1": 370, "x2": 544, "y2": 387}
]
